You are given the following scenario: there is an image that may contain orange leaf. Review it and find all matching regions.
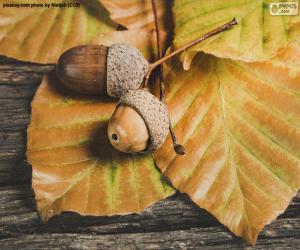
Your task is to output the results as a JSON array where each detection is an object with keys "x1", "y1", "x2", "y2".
[
  {"x1": 0, "y1": 0, "x2": 167, "y2": 63},
  {"x1": 154, "y1": 43, "x2": 300, "y2": 244},
  {"x1": 25, "y1": 24, "x2": 175, "y2": 221},
  {"x1": 0, "y1": 0, "x2": 116, "y2": 63},
  {"x1": 27, "y1": 73, "x2": 174, "y2": 222}
]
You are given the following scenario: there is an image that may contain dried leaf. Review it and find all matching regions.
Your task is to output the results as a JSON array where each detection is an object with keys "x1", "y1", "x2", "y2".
[
  {"x1": 0, "y1": 0, "x2": 116, "y2": 63},
  {"x1": 99, "y1": 0, "x2": 173, "y2": 31},
  {"x1": 154, "y1": 43, "x2": 300, "y2": 244},
  {"x1": 173, "y1": 0, "x2": 300, "y2": 63},
  {"x1": 27, "y1": 74, "x2": 174, "y2": 222},
  {"x1": 26, "y1": 26, "x2": 175, "y2": 221}
]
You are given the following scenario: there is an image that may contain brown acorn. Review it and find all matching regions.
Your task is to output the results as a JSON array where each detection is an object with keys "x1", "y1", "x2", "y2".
[
  {"x1": 56, "y1": 19, "x2": 237, "y2": 98},
  {"x1": 57, "y1": 19, "x2": 238, "y2": 153},
  {"x1": 56, "y1": 43, "x2": 148, "y2": 97},
  {"x1": 108, "y1": 89, "x2": 169, "y2": 153}
]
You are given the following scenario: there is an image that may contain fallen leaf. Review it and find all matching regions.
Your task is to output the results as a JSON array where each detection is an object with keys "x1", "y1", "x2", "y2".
[
  {"x1": 99, "y1": 0, "x2": 173, "y2": 31},
  {"x1": 173, "y1": 0, "x2": 300, "y2": 63},
  {"x1": 27, "y1": 74, "x2": 174, "y2": 222},
  {"x1": 154, "y1": 43, "x2": 300, "y2": 244},
  {"x1": 0, "y1": 0, "x2": 116, "y2": 63},
  {"x1": 25, "y1": 13, "x2": 175, "y2": 221}
]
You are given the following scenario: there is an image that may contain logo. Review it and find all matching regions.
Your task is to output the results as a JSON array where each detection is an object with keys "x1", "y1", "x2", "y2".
[{"x1": 270, "y1": 2, "x2": 298, "y2": 15}]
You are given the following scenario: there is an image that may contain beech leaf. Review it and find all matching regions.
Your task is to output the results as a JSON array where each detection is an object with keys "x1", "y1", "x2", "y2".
[
  {"x1": 18, "y1": 0, "x2": 175, "y2": 222},
  {"x1": 154, "y1": 43, "x2": 300, "y2": 244},
  {"x1": 0, "y1": 0, "x2": 116, "y2": 63},
  {"x1": 173, "y1": 0, "x2": 300, "y2": 63},
  {"x1": 27, "y1": 74, "x2": 175, "y2": 222}
]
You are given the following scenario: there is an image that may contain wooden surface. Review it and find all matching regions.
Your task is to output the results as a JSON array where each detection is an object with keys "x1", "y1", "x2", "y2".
[{"x1": 0, "y1": 57, "x2": 299, "y2": 249}]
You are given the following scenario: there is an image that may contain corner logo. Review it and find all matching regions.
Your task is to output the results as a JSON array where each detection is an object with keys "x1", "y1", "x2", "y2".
[{"x1": 270, "y1": 2, "x2": 298, "y2": 15}]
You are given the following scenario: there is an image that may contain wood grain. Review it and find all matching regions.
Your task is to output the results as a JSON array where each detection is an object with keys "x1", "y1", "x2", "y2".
[{"x1": 0, "y1": 56, "x2": 299, "y2": 249}]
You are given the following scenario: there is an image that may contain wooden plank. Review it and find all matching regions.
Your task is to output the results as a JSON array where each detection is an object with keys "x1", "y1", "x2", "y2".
[
  {"x1": 0, "y1": 56, "x2": 54, "y2": 85},
  {"x1": 0, "y1": 185, "x2": 217, "y2": 237},
  {"x1": 0, "y1": 227, "x2": 299, "y2": 250},
  {"x1": 0, "y1": 185, "x2": 299, "y2": 242},
  {"x1": 0, "y1": 59, "x2": 40, "y2": 184},
  {"x1": 0, "y1": 129, "x2": 29, "y2": 184}
]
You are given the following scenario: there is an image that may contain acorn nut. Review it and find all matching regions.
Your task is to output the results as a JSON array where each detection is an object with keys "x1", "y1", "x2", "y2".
[
  {"x1": 56, "y1": 19, "x2": 237, "y2": 98},
  {"x1": 56, "y1": 19, "x2": 238, "y2": 154},
  {"x1": 56, "y1": 43, "x2": 148, "y2": 98},
  {"x1": 108, "y1": 89, "x2": 169, "y2": 153}
]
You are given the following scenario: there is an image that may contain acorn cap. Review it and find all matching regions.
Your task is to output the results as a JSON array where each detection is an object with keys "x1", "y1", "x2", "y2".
[
  {"x1": 118, "y1": 89, "x2": 169, "y2": 152},
  {"x1": 106, "y1": 43, "x2": 149, "y2": 98}
]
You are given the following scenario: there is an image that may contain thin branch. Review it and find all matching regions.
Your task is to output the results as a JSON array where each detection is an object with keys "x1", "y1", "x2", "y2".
[
  {"x1": 151, "y1": 0, "x2": 164, "y2": 100},
  {"x1": 145, "y1": 17, "x2": 238, "y2": 80},
  {"x1": 151, "y1": 0, "x2": 185, "y2": 155}
]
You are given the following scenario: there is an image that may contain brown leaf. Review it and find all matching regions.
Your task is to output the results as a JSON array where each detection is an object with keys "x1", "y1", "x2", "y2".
[
  {"x1": 27, "y1": 74, "x2": 174, "y2": 222},
  {"x1": 154, "y1": 43, "x2": 300, "y2": 244}
]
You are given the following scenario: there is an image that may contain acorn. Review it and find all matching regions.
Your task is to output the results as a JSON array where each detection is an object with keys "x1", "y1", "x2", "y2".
[
  {"x1": 108, "y1": 89, "x2": 169, "y2": 153},
  {"x1": 56, "y1": 18, "x2": 237, "y2": 98},
  {"x1": 56, "y1": 43, "x2": 148, "y2": 97},
  {"x1": 106, "y1": 19, "x2": 237, "y2": 154},
  {"x1": 55, "y1": 19, "x2": 237, "y2": 153}
]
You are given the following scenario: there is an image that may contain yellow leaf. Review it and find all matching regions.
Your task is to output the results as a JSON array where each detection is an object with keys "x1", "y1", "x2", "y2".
[
  {"x1": 173, "y1": 0, "x2": 300, "y2": 63},
  {"x1": 27, "y1": 74, "x2": 174, "y2": 222},
  {"x1": 0, "y1": 0, "x2": 116, "y2": 63},
  {"x1": 154, "y1": 43, "x2": 300, "y2": 244}
]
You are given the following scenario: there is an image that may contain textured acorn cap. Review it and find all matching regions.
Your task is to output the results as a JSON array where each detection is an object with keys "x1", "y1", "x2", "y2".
[
  {"x1": 118, "y1": 89, "x2": 169, "y2": 152},
  {"x1": 107, "y1": 43, "x2": 149, "y2": 98}
]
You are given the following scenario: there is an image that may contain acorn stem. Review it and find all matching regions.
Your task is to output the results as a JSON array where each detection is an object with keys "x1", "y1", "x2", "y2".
[
  {"x1": 145, "y1": 17, "x2": 238, "y2": 81},
  {"x1": 151, "y1": 0, "x2": 185, "y2": 155}
]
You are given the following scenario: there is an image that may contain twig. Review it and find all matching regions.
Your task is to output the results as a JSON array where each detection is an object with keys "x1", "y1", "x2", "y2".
[
  {"x1": 151, "y1": 0, "x2": 185, "y2": 155},
  {"x1": 144, "y1": 17, "x2": 238, "y2": 83},
  {"x1": 151, "y1": 0, "x2": 164, "y2": 100}
]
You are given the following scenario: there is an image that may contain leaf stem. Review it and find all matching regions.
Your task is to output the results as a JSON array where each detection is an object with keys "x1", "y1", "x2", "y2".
[{"x1": 144, "y1": 17, "x2": 238, "y2": 85}]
